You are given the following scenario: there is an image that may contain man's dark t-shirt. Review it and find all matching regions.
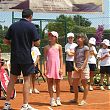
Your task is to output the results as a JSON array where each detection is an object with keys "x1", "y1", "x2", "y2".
[{"x1": 5, "y1": 19, "x2": 40, "y2": 64}]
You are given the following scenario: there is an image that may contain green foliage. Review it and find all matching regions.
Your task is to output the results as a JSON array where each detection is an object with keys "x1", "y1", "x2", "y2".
[
  {"x1": 73, "y1": 15, "x2": 92, "y2": 27},
  {"x1": 103, "y1": 29, "x2": 110, "y2": 40},
  {"x1": 0, "y1": 44, "x2": 10, "y2": 52},
  {"x1": 0, "y1": 38, "x2": 3, "y2": 44},
  {"x1": 0, "y1": 25, "x2": 9, "y2": 52},
  {"x1": 0, "y1": 25, "x2": 2, "y2": 30},
  {"x1": 45, "y1": 14, "x2": 95, "y2": 38}
]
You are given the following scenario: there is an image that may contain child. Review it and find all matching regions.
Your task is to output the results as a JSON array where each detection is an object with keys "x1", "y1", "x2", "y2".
[
  {"x1": 97, "y1": 39, "x2": 110, "y2": 90},
  {"x1": 30, "y1": 44, "x2": 41, "y2": 94},
  {"x1": 71, "y1": 33, "x2": 89, "y2": 106},
  {"x1": 65, "y1": 33, "x2": 77, "y2": 93},
  {"x1": 88, "y1": 37, "x2": 97, "y2": 91},
  {"x1": 44, "y1": 31, "x2": 63, "y2": 107}
]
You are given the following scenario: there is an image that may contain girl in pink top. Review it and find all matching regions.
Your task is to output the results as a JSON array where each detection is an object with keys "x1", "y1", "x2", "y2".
[{"x1": 44, "y1": 31, "x2": 63, "y2": 107}]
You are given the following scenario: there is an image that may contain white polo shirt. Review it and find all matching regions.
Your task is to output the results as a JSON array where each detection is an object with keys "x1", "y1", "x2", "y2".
[
  {"x1": 31, "y1": 46, "x2": 41, "y2": 63},
  {"x1": 97, "y1": 48, "x2": 110, "y2": 66},
  {"x1": 88, "y1": 46, "x2": 97, "y2": 64}
]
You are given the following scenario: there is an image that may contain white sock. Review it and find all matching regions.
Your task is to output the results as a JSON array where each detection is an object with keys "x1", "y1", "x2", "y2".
[
  {"x1": 23, "y1": 103, "x2": 28, "y2": 107},
  {"x1": 50, "y1": 97, "x2": 54, "y2": 101},
  {"x1": 56, "y1": 97, "x2": 60, "y2": 100}
]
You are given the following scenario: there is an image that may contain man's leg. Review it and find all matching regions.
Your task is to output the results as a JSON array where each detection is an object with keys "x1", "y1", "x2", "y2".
[
  {"x1": 6, "y1": 74, "x2": 17, "y2": 101},
  {"x1": 23, "y1": 75, "x2": 31, "y2": 104},
  {"x1": 3, "y1": 74, "x2": 17, "y2": 109}
]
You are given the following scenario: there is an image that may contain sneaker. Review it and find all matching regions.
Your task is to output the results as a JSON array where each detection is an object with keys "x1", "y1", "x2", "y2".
[
  {"x1": 29, "y1": 89, "x2": 32, "y2": 94},
  {"x1": 69, "y1": 99, "x2": 78, "y2": 104},
  {"x1": 52, "y1": 85, "x2": 56, "y2": 93},
  {"x1": 33, "y1": 89, "x2": 40, "y2": 94},
  {"x1": 100, "y1": 86, "x2": 105, "y2": 91},
  {"x1": 89, "y1": 85, "x2": 93, "y2": 91},
  {"x1": 78, "y1": 86, "x2": 84, "y2": 92},
  {"x1": 56, "y1": 98, "x2": 62, "y2": 106},
  {"x1": 107, "y1": 86, "x2": 110, "y2": 90},
  {"x1": 78, "y1": 100, "x2": 87, "y2": 106},
  {"x1": 50, "y1": 98, "x2": 57, "y2": 107},
  {"x1": 3, "y1": 103, "x2": 11, "y2": 110},
  {"x1": 70, "y1": 86, "x2": 74, "y2": 93},
  {"x1": 21, "y1": 105, "x2": 38, "y2": 110}
]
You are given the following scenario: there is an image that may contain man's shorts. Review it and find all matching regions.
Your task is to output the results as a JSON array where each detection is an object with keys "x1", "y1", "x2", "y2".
[
  {"x1": 11, "y1": 62, "x2": 35, "y2": 76},
  {"x1": 66, "y1": 61, "x2": 74, "y2": 72},
  {"x1": 100, "y1": 66, "x2": 110, "y2": 74},
  {"x1": 89, "y1": 64, "x2": 96, "y2": 71}
]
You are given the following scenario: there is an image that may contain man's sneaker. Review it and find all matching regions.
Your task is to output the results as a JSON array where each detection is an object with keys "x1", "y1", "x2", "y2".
[
  {"x1": 33, "y1": 89, "x2": 40, "y2": 94},
  {"x1": 89, "y1": 85, "x2": 93, "y2": 91},
  {"x1": 50, "y1": 98, "x2": 57, "y2": 107},
  {"x1": 3, "y1": 103, "x2": 11, "y2": 110},
  {"x1": 100, "y1": 86, "x2": 105, "y2": 91},
  {"x1": 78, "y1": 86, "x2": 84, "y2": 92},
  {"x1": 56, "y1": 98, "x2": 62, "y2": 106},
  {"x1": 70, "y1": 86, "x2": 74, "y2": 93},
  {"x1": 78, "y1": 100, "x2": 87, "y2": 106},
  {"x1": 107, "y1": 86, "x2": 110, "y2": 90},
  {"x1": 21, "y1": 105, "x2": 38, "y2": 110},
  {"x1": 29, "y1": 89, "x2": 32, "y2": 94}
]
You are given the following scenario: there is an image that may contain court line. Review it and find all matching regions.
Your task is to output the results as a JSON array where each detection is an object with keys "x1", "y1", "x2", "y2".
[{"x1": 87, "y1": 101, "x2": 110, "y2": 106}]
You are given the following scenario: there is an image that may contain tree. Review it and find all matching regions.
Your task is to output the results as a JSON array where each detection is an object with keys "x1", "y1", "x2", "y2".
[
  {"x1": 73, "y1": 15, "x2": 91, "y2": 27},
  {"x1": 0, "y1": 25, "x2": 10, "y2": 52},
  {"x1": 45, "y1": 15, "x2": 76, "y2": 37},
  {"x1": 45, "y1": 14, "x2": 95, "y2": 39},
  {"x1": 0, "y1": 24, "x2": 2, "y2": 30}
]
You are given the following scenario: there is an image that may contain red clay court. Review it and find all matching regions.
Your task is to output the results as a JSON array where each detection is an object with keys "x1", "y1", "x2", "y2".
[{"x1": 0, "y1": 80, "x2": 110, "y2": 110}]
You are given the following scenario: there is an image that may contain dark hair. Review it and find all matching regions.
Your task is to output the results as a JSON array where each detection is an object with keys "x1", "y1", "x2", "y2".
[
  {"x1": 22, "y1": 9, "x2": 33, "y2": 18},
  {"x1": 77, "y1": 33, "x2": 88, "y2": 46},
  {"x1": 1, "y1": 59, "x2": 4, "y2": 66}
]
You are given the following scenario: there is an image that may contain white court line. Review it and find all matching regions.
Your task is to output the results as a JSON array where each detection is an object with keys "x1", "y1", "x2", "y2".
[
  {"x1": 89, "y1": 91, "x2": 110, "y2": 94},
  {"x1": 88, "y1": 101, "x2": 110, "y2": 106},
  {"x1": 48, "y1": 106, "x2": 53, "y2": 110}
]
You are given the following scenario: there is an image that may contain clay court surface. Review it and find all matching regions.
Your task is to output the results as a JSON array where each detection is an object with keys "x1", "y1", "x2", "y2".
[{"x1": 0, "y1": 80, "x2": 110, "y2": 110}]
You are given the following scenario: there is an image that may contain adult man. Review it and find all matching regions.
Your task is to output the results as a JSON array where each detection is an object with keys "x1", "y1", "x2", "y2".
[{"x1": 3, "y1": 9, "x2": 40, "y2": 110}]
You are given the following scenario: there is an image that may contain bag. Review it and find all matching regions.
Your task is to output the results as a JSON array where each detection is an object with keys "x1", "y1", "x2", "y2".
[{"x1": 0, "y1": 67, "x2": 16, "y2": 99}]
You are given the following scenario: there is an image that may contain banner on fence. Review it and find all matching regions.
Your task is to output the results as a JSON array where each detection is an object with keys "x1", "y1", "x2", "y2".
[{"x1": 0, "y1": 0, "x2": 103, "y2": 13}]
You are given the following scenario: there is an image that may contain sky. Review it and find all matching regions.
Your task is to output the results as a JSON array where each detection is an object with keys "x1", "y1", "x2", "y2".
[{"x1": 0, "y1": 0, "x2": 110, "y2": 29}]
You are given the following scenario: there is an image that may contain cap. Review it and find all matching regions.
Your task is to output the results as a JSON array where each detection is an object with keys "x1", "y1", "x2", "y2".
[
  {"x1": 67, "y1": 33, "x2": 74, "y2": 38},
  {"x1": 48, "y1": 31, "x2": 58, "y2": 38},
  {"x1": 89, "y1": 37, "x2": 96, "y2": 45},
  {"x1": 102, "y1": 39, "x2": 110, "y2": 46}
]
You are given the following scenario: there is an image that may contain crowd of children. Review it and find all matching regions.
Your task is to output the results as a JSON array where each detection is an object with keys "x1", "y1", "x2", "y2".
[
  {"x1": 42, "y1": 31, "x2": 110, "y2": 107},
  {"x1": 1, "y1": 31, "x2": 110, "y2": 108},
  {"x1": 34, "y1": 31, "x2": 110, "y2": 107}
]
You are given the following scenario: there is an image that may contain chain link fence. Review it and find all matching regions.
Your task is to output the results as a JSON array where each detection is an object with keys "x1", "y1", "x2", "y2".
[{"x1": 0, "y1": 12, "x2": 110, "y2": 73}]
